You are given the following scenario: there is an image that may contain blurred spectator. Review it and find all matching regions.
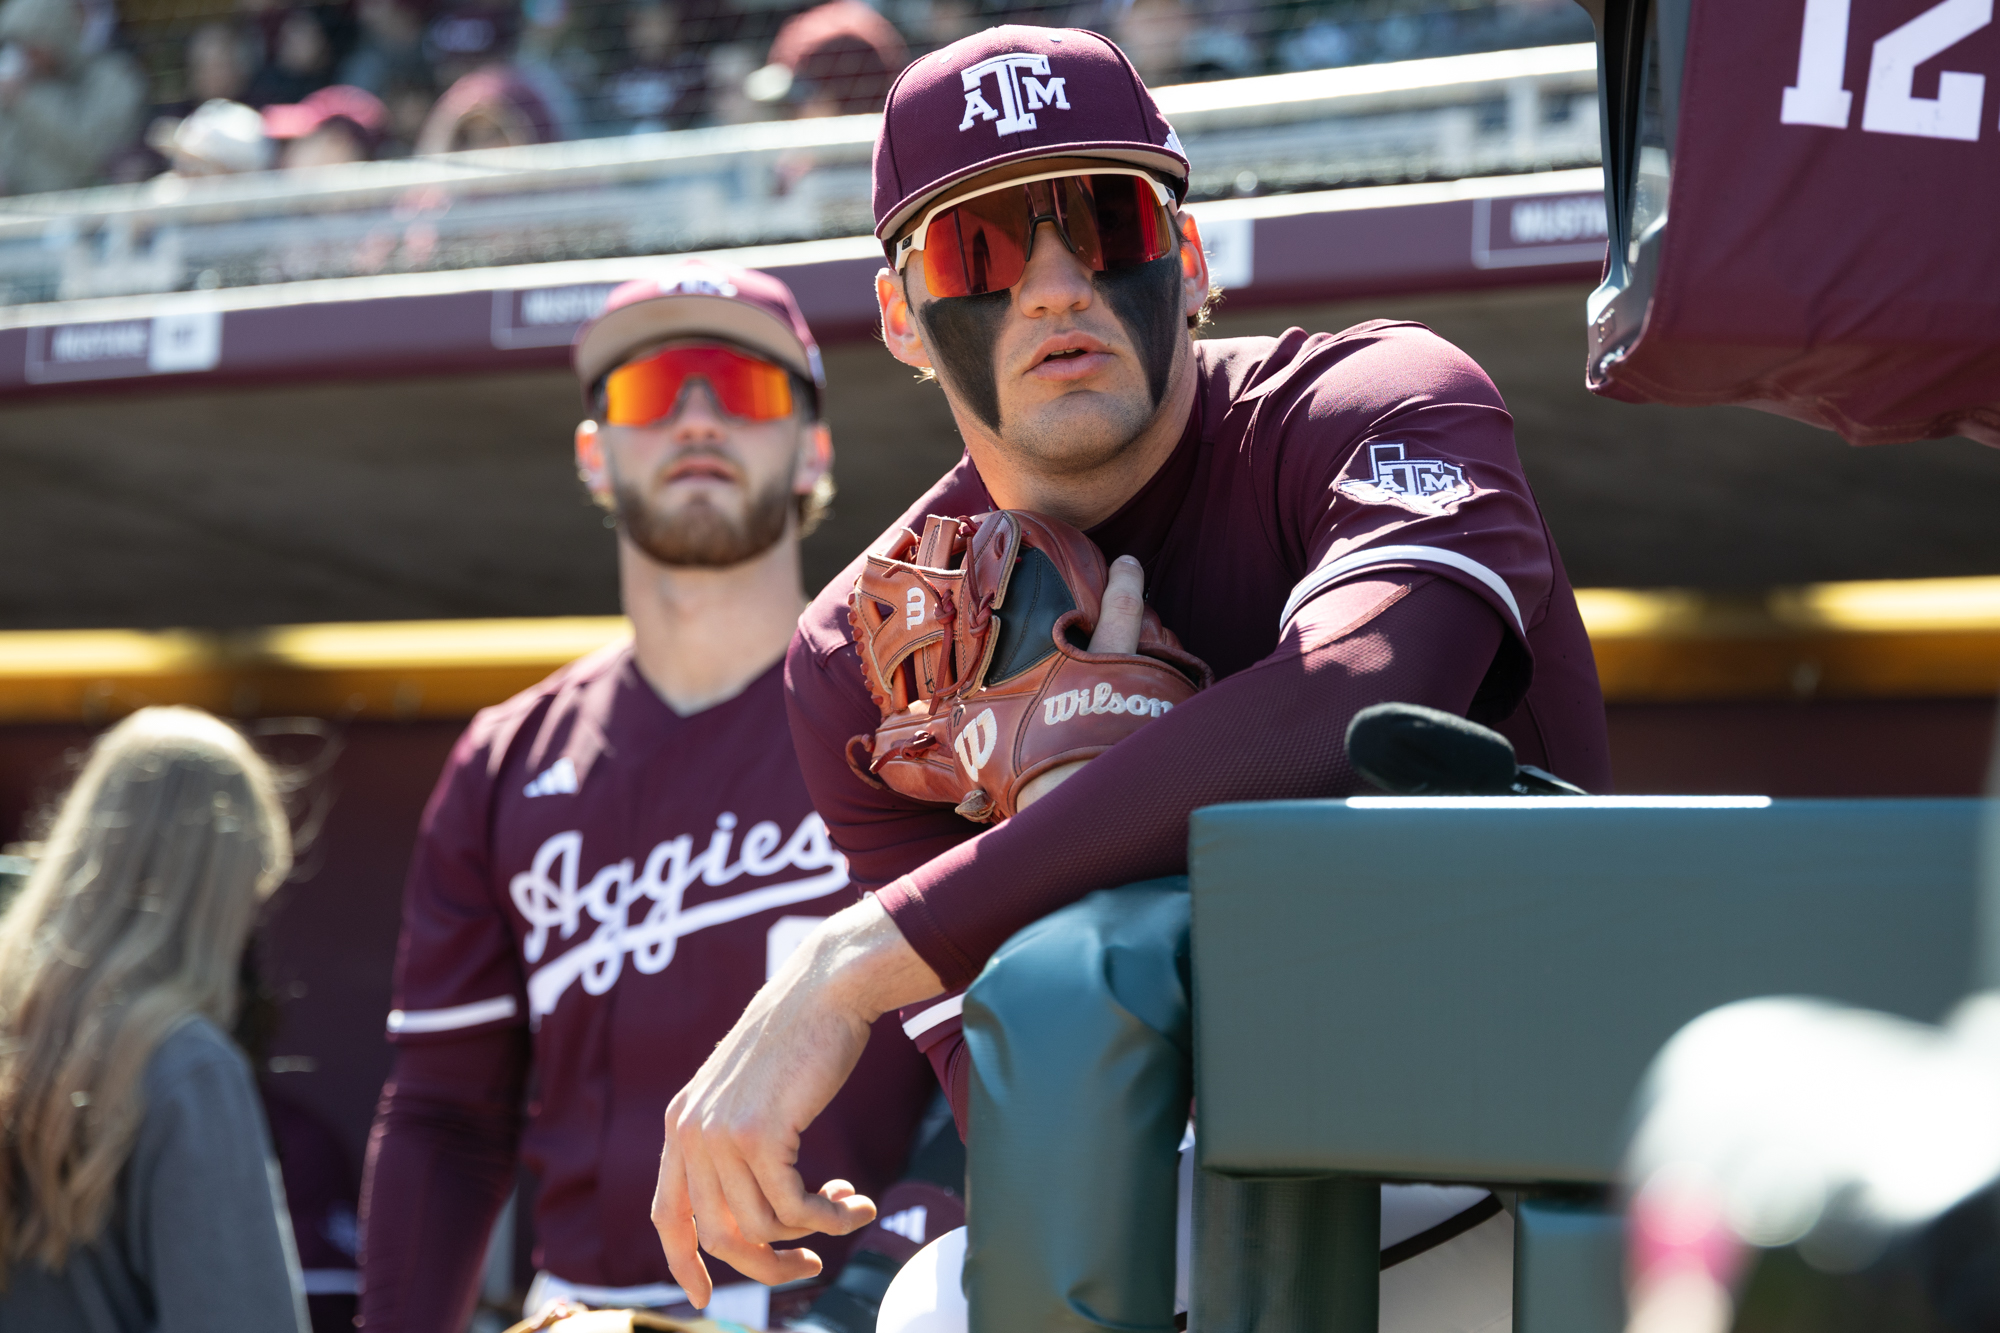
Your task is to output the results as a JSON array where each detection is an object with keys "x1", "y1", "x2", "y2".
[
  {"x1": 419, "y1": 2, "x2": 582, "y2": 142},
  {"x1": 701, "y1": 39, "x2": 765, "y2": 125},
  {"x1": 415, "y1": 65, "x2": 562, "y2": 150},
  {"x1": 600, "y1": 0, "x2": 704, "y2": 132},
  {"x1": 1275, "y1": 11, "x2": 1355, "y2": 72},
  {"x1": 1468, "y1": 0, "x2": 1592, "y2": 52},
  {"x1": 104, "y1": 20, "x2": 251, "y2": 182},
  {"x1": 886, "y1": 0, "x2": 977, "y2": 55},
  {"x1": 186, "y1": 20, "x2": 254, "y2": 104},
  {"x1": 0, "y1": 0, "x2": 143, "y2": 195},
  {"x1": 0, "y1": 707, "x2": 304, "y2": 1333},
  {"x1": 423, "y1": 4, "x2": 517, "y2": 89},
  {"x1": 376, "y1": 66, "x2": 436, "y2": 155},
  {"x1": 515, "y1": 0, "x2": 594, "y2": 137},
  {"x1": 245, "y1": 6, "x2": 338, "y2": 106},
  {"x1": 1112, "y1": 0, "x2": 1193, "y2": 86},
  {"x1": 0, "y1": 0, "x2": 1610, "y2": 199},
  {"x1": 265, "y1": 83, "x2": 385, "y2": 166},
  {"x1": 146, "y1": 97, "x2": 272, "y2": 174},
  {"x1": 1369, "y1": 7, "x2": 1455, "y2": 61},
  {"x1": 748, "y1": 0, "x2": 905, "y2": 117},
  {"x1": 338, "y1": 0, "x2": 427, "y2": 95},
  {"x1": 1181, "y1": 23, "x2": 1257, "y2": 79}
]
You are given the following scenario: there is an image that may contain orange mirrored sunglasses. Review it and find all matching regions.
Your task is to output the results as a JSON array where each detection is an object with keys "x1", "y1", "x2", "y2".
[
  {"x1": 894, "y1": 169, "x2": 1178, "y2": 299},
  {"x1": 601, "y1": 344, "x2": 796, "y2": 426}
]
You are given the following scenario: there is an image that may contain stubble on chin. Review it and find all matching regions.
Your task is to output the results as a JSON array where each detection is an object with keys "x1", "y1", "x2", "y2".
[
  {"x1": 993, "y1": 387, "x2": 1159, "y2": 478},
  {"x1": 611, "y1": 470, "x2": 792, "y2": 569}
]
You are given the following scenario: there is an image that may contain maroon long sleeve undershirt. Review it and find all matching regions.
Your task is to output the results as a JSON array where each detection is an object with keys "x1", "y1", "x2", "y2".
[
  {"x1": 877, "y1": 574, "x2": 1507, "y2": 992},
  {"x1": 357, "y1": 1027, "x2": 529, "y2": 1332}
]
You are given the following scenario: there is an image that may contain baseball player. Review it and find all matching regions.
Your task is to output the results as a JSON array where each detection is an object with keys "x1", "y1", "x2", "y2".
[
  {"x1": 355, "y1": 264, "x2": 948, "y2": 1333},
  {"x1": 650, "y1": 26, "x2": 1613, "y2": 1330}
]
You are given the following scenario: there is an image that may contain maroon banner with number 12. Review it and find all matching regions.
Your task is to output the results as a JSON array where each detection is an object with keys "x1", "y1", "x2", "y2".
[{"x1": 1592, "y1": 0, "x2": 2000, "y2": 447}]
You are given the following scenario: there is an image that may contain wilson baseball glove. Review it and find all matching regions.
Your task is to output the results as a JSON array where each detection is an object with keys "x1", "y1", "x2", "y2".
[{"x1": 846, "y1": 509, "x2": 1211, "y2": 823}]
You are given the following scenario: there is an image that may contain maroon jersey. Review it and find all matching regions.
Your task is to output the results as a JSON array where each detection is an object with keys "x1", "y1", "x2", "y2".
[
  {"x1": 388, "y1": 645, "x2": 934, "y2": 1287},
  {"x1": 787, "y1": 322, "x2": 1611, "y2": 1003}
]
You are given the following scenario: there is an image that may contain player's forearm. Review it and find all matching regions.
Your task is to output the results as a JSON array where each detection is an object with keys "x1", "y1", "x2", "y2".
[
  {"x1": 878, "y1": 575, "x2": 1506, "y2": 989},
  {"x1": 806, "y1": 894, "x2": 946, "y2": 1023},
  {"x1": 358, "y1": 1036, "x2": 527, "y2": 1331}
]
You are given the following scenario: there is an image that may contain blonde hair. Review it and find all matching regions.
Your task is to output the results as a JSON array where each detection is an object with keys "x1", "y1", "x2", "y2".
[{"x1": 0, "y1": 707, "x2": 291, "y2": 1273}]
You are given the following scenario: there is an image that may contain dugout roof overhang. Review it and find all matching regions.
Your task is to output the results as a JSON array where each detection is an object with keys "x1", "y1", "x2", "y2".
[{"x1": 0, "y1": 159, "x2": 1995, "y2": 635}]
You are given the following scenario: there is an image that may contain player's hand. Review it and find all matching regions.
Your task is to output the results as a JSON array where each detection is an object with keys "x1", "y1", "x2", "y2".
[
  {"x1": 1018, "y1": 554, "x2": 1146, "y2": 809},
  {"x1": 652, "y1": 894, "x2": 943, "y2": 1306}
]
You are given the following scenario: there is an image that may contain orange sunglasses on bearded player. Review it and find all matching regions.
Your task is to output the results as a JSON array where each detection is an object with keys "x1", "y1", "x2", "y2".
[{"x1": 601, "y1": 344, "x2": 798, "y2": 426}]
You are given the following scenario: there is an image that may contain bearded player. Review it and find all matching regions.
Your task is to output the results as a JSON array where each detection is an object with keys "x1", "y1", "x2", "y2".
[
  {"x1": 355, "y1": 264, "x2": 953, "y2": 1333},
  {"x1": 651, "y1": 28, "x2": 1613, "y2": 1331}
]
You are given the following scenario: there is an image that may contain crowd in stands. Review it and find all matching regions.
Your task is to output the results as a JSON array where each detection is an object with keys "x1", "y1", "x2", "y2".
[{"x1": 0, "y1": 0, "x2": 1586, "y2": 196}]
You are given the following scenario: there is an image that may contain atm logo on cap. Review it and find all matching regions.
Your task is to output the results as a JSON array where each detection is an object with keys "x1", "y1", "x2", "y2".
[{"x1": 959, "y1": 52, "x2": 1069, "y2": 135}]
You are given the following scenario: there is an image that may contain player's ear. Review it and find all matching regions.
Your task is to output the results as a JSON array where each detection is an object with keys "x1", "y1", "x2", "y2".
[
  {"x1": 795, "y1": 420, "x2": 833, "y2": 494},
  {"x1": 575, "y1": 419, "x2": 612, "y2": 506},
  {"x1": 878, "y1": 266, "x2": 931, "y2": 370},
  {"x1": 1177, "y1": 212, "x2": 1211, "y2": 320}
]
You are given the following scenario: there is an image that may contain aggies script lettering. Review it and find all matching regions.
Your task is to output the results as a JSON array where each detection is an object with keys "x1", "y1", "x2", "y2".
[{"x1": 509, "y1": 813, "x2": 849, "y2": 1022}]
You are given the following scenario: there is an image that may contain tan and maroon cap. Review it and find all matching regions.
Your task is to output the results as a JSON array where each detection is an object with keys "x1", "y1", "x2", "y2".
[
  {"x1": 573, "y1": 259, "x2": 826, "y2": 394},
  {"x1": 871, "y1": 25, "x2": 1188, "y2": 257}
]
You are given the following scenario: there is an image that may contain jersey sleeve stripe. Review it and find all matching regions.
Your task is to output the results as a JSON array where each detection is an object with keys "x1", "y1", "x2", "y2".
[
  {"x1": 1281, "y1": 544, "x2": 1524, "y2": 636},
  {"x1": 901, "y1": 993, "x2": 965, "y2": 1040},
  {"x1": 385, "y1": 994, "x2": 520, "y2": 1035}
]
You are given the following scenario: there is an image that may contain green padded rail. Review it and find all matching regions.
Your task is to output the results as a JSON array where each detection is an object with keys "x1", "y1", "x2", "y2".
[{"x1": 1189, "y1": 798, "x2": 1982, "y2": 1186}]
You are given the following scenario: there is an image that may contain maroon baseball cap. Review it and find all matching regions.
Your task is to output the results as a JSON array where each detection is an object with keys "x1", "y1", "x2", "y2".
[
  {"x1": 573, "y1": 259, "x2": 826, "y2": 395},
  {"x1": 262, "y1": 85, "x2": 388, "y2": 142},
  {"x1": 767, "y1": 0, "x2": 908, "y2": 114},
  {"x1": 872, "y1": 25, "x2": 1188, "y2": 255}
]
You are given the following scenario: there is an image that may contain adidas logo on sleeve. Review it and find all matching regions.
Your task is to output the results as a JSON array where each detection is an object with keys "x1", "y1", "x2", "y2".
[
  {"x1": 524, "y1": 757, "x2": 579, "y2": 798},
  {"x1": 880, "y1": 1205, "x2": 928, "y2": 1245}
]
